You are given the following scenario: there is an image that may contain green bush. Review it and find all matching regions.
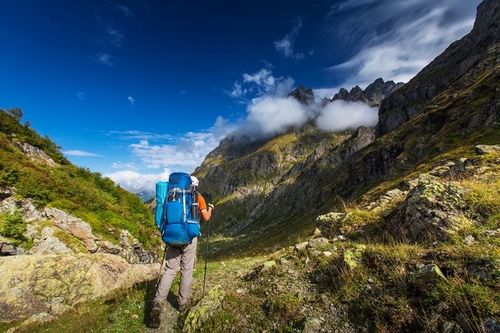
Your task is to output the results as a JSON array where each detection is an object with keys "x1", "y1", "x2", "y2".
[{"x1": 0, "y1": 211, "x2": 27, "y2": 245}]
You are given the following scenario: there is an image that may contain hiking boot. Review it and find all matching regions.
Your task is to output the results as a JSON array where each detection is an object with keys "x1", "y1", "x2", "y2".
[
  {"x1": 148, "y1": 302, "x2": 162, "y2": 329},
  {"x1": 178, "y1": 303, "x2": 189, "y2": 313}
]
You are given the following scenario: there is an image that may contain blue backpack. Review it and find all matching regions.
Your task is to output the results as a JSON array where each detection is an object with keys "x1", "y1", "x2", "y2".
[{"x1": 155, "y1": 172, "x2": 201, "y2": 245}]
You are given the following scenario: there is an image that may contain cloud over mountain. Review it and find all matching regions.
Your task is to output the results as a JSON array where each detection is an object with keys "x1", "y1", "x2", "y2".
[{"x1": 316, "y1": 100, "x2": 378, "y2": 132}]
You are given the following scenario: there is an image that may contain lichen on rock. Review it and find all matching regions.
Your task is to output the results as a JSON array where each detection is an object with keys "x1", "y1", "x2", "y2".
[
  {"x1": 387, "y1": 175, "x2": 472, "y2": 242},
  {"x1": 0, "y1": 253, "x2": 159, "y2": 324},
  {"x1": 183, "y1": 285, "x2": 226, "y2": 333}
]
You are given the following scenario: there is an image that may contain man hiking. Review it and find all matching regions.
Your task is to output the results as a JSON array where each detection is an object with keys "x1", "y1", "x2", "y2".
[{"x1": 149, "y1": 175, "x2": 213, "y2": 328}]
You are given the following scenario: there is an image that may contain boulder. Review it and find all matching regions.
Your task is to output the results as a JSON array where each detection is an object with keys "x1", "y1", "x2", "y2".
[
  {"x1": 307, "y1": 237, "x2": 329, "y2": 248},
  {"x1": 0, "y1": 253, "x2": 159, "y2": 323},
  {"x1": 303, "y1": 317, "x2": 322, "y2": 333},
  {"x1": 183, "y1": 285, "x2": 226, "y2": 333},
  {"x1": 411, "y1": 264, "x2": 447, "y2": 288},
  {"x1": 294, "y1": 241, "x2": 309, "y2": 252},
  {"x1": 388, "y1": 176, "x2": 471, "y2": 242},
  {"x1": 0, "y1": 242, "x2": 18, "y2": 256},
  {"x1": 0, "y1": 195, "x2": 44, "y2": 223},
  {"x1": 316, "y1": 212, "x2": 349, "y2": 238},
  {"x1": 475, "y1": 145, "x2": 500, "y2": 155}
]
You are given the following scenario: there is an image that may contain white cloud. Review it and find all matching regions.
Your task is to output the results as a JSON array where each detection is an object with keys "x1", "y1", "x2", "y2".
[
  {"x1": 114, "y1": 3, "x2": 134, "y2": 17},
  {"x1": 107, "y1": 130, "x2": 173, "y2": 141},
  {"x1": 244, "y1": 97, "x2": 309, "y2": 136},
  {"x1": 229, "y1": 68, "x2": 295, "y2": 100},
  {"x1": 64, "y1": 150, "x2": 102, "y2": 157},
  {"x1": 95, "y1": 53, "x2": 114, "y2": 66},
  {"x1": 106, "y1": 26, "x2": 125, "y2": 47},
  {"x1": 76, "y1": 91, "x2": 85, "y2": 100},
  {"x1": 326, "y1": 0, "x2": 478, "y2": 87},
  {"x1": 229, "y1": 82, "x2": 246, "y2": 98},
  {"x1": 313, "y1": 87, "x2": 342, "y2": 100},
  {"x1": 128, "y1": 96, "x2": 136, "y2": 106},
  {"x1": 111, "y1": 161, "x2": 138, "y2": 170},
  {"x1": 316, "y1": 100, "x2": 378, "y2": 132},
  {"x1": 274, "y1": 18, "x2": 306, "y2": 60},
  {"x1": 110, "y1": 117, "x2": 234, "y2": 172},
  {"x1": 105, "y1": 168, "x2": 171, "y2": 194}
]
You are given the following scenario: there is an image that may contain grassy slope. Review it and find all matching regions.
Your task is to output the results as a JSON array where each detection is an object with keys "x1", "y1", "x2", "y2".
[{"x1": 0, "y1": 110, "x2": 160, "y2": 250}]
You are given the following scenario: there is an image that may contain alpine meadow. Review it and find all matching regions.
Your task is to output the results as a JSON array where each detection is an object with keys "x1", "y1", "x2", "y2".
[{"x1": 0, "y1": 0, "x2": 499, "y2": 332}]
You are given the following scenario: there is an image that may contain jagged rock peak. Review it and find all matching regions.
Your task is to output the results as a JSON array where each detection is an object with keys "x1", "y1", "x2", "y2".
[
  {"x1": 327, "y1": 78, "x2": 404, "y2": 107},
  {"x1": 289, "y1": 85, "x2": 315, "y2": 105}
]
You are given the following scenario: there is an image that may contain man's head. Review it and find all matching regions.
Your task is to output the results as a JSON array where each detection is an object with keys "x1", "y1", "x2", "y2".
[{"x1": 190, "y1": 175, "x2": 199, "y2": 188}]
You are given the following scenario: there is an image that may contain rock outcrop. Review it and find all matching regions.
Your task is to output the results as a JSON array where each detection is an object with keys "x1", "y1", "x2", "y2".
[
  {"x1": 44, "y1": 207, "x2": 99, "y2": 252},
  {"x1": 13, "y1": 141, "x2": 58, "y2": 167},
  {"x1": 387, "y1": 177, "x2": 471, "y2": 242},
  {"x1": 0, "y1": 253, "x2": 159, "y2": 323}
]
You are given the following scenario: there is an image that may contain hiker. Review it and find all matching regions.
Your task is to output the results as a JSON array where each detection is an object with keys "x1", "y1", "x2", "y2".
[{"x1": 149, "y1": 174, "x2": 213, "y2": 328}]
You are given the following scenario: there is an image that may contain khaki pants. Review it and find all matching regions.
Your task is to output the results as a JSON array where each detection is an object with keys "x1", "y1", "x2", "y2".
[{"x1": 153, "y1": 237, "x2": 197, "y2": 308}]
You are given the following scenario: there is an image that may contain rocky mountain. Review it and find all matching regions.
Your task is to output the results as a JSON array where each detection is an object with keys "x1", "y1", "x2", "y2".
[
  {"x1": 376, "y1": 0, "x2": 499, "y2": 136},
  {"x1": 194, "y1": 0, "x2": 499, "y2": 257},
  {"x1": 323, "y1": 78, "x2": 404, "y2": 107},
  {"x1": 0, "y1": 110, "x2": 161, "y2": 330}
]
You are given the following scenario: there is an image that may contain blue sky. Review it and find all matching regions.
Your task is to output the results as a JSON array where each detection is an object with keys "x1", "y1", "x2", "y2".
[{"x1": 0, "y1": 0, "x2": 479, "y2": 193}]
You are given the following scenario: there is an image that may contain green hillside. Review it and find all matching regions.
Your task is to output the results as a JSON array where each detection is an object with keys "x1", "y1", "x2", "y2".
[{"x1": 0, "y1": 110, "x2": 160, "y2": 250}]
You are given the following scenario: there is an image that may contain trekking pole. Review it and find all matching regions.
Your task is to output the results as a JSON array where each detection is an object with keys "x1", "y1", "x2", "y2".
[
  {"x1": 202, "y1": 216, "x2": 211, "y2": 296},
  {"x1": 155, "y1": 244, "x2": 168, "y2": 289}
]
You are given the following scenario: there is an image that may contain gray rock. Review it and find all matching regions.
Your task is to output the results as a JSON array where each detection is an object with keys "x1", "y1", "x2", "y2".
[
  {"x1": 308, "y1": 237, "x2": 329, "y2": 248},
  {"x1": 289, "y1": 86, "x2": 315, "y2": 105},
  {"x1": 0, "y1": 242, "x2": 18, "y2": 256},
  {"x1": 44, "y1": 208, "x2": 98, "y2": 252},
  {"x1": 13, "y1": 141, "x2": 57, "y2": 167},
  {"x1": 475, "y1": 145, "x2": 500, "y2": 155},
  {"x1": 464, "y1": 235, "x2": 475, "y2": 245},
  {"x1": 28, "y1": 227, "x2": 73, "y2": 255},
  {"x1": 387, "y1": 176, "x2": 471, "y2": 242},
  {"x1": 294, "y1": 241, "x2": 308, "y2": 252},
  {"x1": 484, "y1": 318, "x2": 500, "y2": 333},
  {"x1": 411, "y1": 264, "x2": 447, "y2": 287},
  {"x1": 303, "y1": 317, "x2": 322, "y2": 333}
]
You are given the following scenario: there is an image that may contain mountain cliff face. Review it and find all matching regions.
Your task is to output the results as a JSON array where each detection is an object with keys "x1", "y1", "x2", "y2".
[{"x1": 376, "y1": 0, "x2": 500, "y2": 136}]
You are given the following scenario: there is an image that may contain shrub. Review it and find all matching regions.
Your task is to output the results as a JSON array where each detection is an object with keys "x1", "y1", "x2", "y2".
[{"x1": 0, "y1": 211, "x2": 27, "y2": 245}]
